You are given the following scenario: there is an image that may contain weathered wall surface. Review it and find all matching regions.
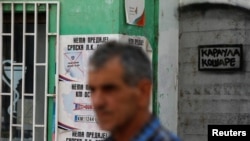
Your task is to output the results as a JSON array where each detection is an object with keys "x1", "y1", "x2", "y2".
[
  {"x1": 180, "y1": 0, "x2": 250, "y2": 10},
  {"x1": 158, "y1": 0, "x2": 179, "y2": 133},
  {"x1": 178, "y1": 4, "x2": 250, "y2": 141}
]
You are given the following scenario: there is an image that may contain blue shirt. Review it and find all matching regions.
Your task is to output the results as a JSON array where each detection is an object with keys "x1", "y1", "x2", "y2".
[{"x1": 105, "y1": 116, "x2": 181, "y2": 141}]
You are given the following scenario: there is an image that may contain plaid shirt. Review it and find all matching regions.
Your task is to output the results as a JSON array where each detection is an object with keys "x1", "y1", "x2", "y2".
[{"x1": 105, "y1": 116, "x2": 181, "y2": 141}]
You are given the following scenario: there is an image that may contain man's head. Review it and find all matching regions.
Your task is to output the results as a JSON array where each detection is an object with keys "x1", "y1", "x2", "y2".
[{"x1": 88, "y1": 41, "x2": 152, "y2": 132}]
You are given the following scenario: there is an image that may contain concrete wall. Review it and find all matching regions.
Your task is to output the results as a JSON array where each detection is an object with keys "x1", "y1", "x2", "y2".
[
  {"x1": 157, "y1": 0, "x2": 179, "y2": 134},
  {"x1": 178, "y1": 4, "x2": 250, "y2": 141},
  {"x1": 158, "y1": 1, "x2": 250, "y2": 140},
  {"x1": 180, "y1": 0, "x2": 250, "y2": 10}
]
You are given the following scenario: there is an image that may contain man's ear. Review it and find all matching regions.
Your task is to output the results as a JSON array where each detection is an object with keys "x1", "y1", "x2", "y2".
[{"x1": 137, "y1": 79, "x2": 152, "y2": 107}]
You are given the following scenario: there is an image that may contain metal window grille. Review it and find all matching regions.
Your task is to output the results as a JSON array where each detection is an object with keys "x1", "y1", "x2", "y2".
[{"x1": 0, "y1": 1, "x2": 59, "y2": 141}]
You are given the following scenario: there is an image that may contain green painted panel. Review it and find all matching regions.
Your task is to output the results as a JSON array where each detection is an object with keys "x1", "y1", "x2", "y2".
[
  {"x1": 0, "y1": 0, "x2": 158, "y2": 139},
  {"x1": 58, "y1": 0, "x2": 158, "y2": 112},
  {"x1": 2, "y1": 3, "x2": 11, "y2": 11},
  {"x1": 48, "y1": 35, "x2": 56, "y2": 94},
  {"x1": 37, "y1": 4, "x2": 46, "y2": 12},
  {"x1": 1, "y1": 0, "x2": 118, "y2": 34},
  {"x1": 47, "y1": 98, "x2": 55, "y2": 141},
  {"x1": 14, "y1": 4, "x2": 23, "y2": 11},
  {"x1": 49, "y1": 4, "x2": 57, "y2": 33},
  {"x1": 48, "y1": 35, "x2": 56, "y2": 141},
  {"x1": 119, "y1": 0, "x2": 155, "y2": 49},
  {"x1": 118, "y1": 0, "x2": 158, "y2": 113},
  {"x1": 2, "y1": 3, "x2": 35, "y2": 12},
  {"x1": 1, "y1": 0, "x2": 52, "y2": 1},
  {"x1": 60, "y1": 0, "x2": 120, "y2": 34},
  {"x1": 2, "y1": 2, "x2": 46, "y2": 12},
  {"x1": 26, "y1": 4, "x2": 35, "y2": 11}
]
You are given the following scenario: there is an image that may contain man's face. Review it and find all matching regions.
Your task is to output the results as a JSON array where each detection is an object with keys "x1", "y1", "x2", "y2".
[{"x1": 88, "y1": 58, "x2": 140, "y2": 132}]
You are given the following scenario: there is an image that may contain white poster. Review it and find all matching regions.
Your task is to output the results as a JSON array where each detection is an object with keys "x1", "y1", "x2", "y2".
[
  {"x1": 58, "y1": 35, "x2": 119, "y2": 140},
  {"x1": 119, "y1": 34, "x2": 152, "y2": 61},
  {"x1": 58, "y1": 34, "x2": 152, "y2": 140},
  {"x1": 59, "y1": 35, "x2": 118, "y2": 82},
  {"x1": 125, "y1": 0, "x2": 145, "y2": 26},
  {"x1": 58, "y1": 82, "x2": 109, "y2": 141},
  {"x1": 59, "y1": 34, "x2": 151, "y2": 82}
]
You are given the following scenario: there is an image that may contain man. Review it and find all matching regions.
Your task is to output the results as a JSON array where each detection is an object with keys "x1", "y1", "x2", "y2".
[{"x1": 88, "y1": 41, "x2": 181, "y2": 141}]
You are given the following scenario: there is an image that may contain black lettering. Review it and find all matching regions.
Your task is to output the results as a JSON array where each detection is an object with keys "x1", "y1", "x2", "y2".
[
  {"x1": 213, "y1": 49, "x2": 217, "y2": 57},
  {"x1": 72, "y1": 131, "x2": 84, "y2": 137},
  {"x1": 227, "y1": 49, "x2": 234, "y2": 56},
  {"x1": 66, "y1": 138, "x2": 82, "y2": 141},
  {"x1": 224, "y1": 58, "x2": 230, "y2": 65},
  {"x1": 202, "y1": 59, "x2": 208, "y2": 67},
  {"x1": 88, "y1": 37, "x2": 96, "y2": 43},
  {"x1": 207, "y1": 59, "x2": 212, "y2": 66},
  {"x1": 234, "y1": 49, "x2": 241, "y2": 56},
  {"x1": 86, "y1": 85, "x2": 90, "y2": 90},
  {"x1": 73, "y1": 37, "x2": 79, "y2": 43},
  {"x1": 128, "y1": 38, "x2": 134, "y2": 44},
  {"x1": 72, "y1": 84, "x2": 77, "y2": 90},
  {"x1": 79, "y1": 37, "x2": 85, "y2": 43},
  {"x1": 230, "y1": 58, "x2": 236, "y2": 66},
  {"x1": 67, "y1": 45, "x2": 84, "y2": 50},
  {"x1": 86, "y1": 44, "x2": 94, "y2": 50},
  {"x1": 72, "y1": 131, "x2": 77, "y2": 137},
  {"x1": 103, "y1": 37, "x2": 109, "y2": 42},
  {"x1": 85, "y1": 91, "x2": 91, "y2": 97},
  {"x1": 219, "y1": 59, "x2": 225, "y2": 66},
  {"x1": 134, "y1": 39, "x2": 143, "y2": 46},
  {"x1": 201, "y1": 49, "x2": 208, "y2": 57},
  {"x1": 216, "y1": 49, "x2": 223, "y2": 57},
  {"x1": 95, "y1": 37, "x2": 101, "y2": 43},
  {"x1": 76, "y1": 91, "x2": 83, "y2": 97},
  {"x1": 76, "y1": 84, "x2": 84, "y2": 90},
  {"x1": 208, "y1": 49, "x2": 214, "y2": 57},
  {"x1": 221, "y1": 49, "x2": 227, "y2": 57}
]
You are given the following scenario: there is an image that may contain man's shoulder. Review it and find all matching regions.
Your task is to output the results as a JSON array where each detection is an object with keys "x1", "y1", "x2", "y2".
[
  {"x1": 104, "y1": 116, "x2": 182, "y2": 141},
  {"x1": 135, "y1": 116, "x2": 181, "y2": 141},
  {"x1": 151, "y1": 124, "x2": 181, "y2": 141}
]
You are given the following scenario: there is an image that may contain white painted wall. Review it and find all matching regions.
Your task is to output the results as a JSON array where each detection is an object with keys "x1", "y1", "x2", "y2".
[
  {"x1": 157, "y1": 0, "x2": 179, "y2": 134},
  {"x1": 178, "y1": 4, "x2": 250, "y2": 141},
  {"x1": 157, "y1": 0, "x2": 250, "y2": 137}
]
